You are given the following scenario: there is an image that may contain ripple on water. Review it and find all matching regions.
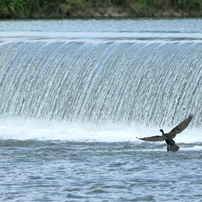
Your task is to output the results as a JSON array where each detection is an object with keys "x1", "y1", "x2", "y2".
[{"x1": 1, "y1": 140, "x2": 202, "y2": 201}]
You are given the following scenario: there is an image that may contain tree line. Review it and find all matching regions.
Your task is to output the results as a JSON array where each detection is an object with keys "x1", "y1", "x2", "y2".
[{"x1": 0, "y1": 0, "x2": 202, "y2": 18}]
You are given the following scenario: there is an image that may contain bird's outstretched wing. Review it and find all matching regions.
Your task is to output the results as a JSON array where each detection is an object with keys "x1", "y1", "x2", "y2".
[
  {"x1": 137, "y1": 114, "x2": 193, "y2": 142},
  {"x1": 137, "y1": 135, "x2": 165, "y2": 142},
  {"x1": 168, "y1": 114, "x2": 193, "y2": 139}
]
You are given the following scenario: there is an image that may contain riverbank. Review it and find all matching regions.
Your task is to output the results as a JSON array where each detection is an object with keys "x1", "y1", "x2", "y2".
[
  {"x1": 0, "y1": 0, "x2": 202, "y2": 19},
  {"x1": 32, "y1": 6, "x2": 201, "y2": 19}
]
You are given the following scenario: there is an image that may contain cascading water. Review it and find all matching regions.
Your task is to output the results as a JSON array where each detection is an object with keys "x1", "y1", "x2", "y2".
[
  {"x1": 2, "y1": 19, "x2": 202, "y2": 202},
  {"x1": 0, "y1": 41, "x2": 202, "y2": 127}
]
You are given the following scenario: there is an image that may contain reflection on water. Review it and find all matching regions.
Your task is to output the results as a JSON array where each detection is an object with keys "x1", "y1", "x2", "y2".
[{"x1": 0, "y1": 19, "x2": 202, "y2": 41}]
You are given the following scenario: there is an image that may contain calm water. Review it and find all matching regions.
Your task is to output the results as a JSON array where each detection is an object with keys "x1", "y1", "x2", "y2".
[
  {"x1": 1, "y1": 19, "x2": 202, "y2": 201},
  {"x1": 1, "y1": 19, "x2": 202, "y2": 41}
]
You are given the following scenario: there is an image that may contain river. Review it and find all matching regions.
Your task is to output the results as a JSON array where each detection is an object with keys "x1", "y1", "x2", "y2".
[{"x1": 0, "y1": 18, "x2": 202, "y2": 201}]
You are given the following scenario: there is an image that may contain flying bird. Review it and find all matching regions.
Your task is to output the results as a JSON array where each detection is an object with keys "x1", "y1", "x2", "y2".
[{"x1": 137, "y1": 115, "x2": 193, "y2": 152}]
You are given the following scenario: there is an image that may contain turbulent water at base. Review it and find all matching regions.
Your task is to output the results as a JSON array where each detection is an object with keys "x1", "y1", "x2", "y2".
[
  {"x1": 0, "y1": 41, "x2": 202, "y2": 126},
  {"x1": 1, "y1": 140, "x2": 202, "y2": 202},
  {"x1": 1, "y1": 19, "x2": 202, "y2": 202}
]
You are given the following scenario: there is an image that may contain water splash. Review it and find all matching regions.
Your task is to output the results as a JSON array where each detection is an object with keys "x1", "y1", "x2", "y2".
[
  {"x1": 0, "y1": 41, "x2": 202, "y2": 127},
  {"x1": 0, "y1": 118, "x2": 201, "y2": 143}
]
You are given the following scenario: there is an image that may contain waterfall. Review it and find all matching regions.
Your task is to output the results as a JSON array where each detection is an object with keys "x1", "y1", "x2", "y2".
[{"x1": 0, "y1": 41, "x2": 202, "y2": 126}]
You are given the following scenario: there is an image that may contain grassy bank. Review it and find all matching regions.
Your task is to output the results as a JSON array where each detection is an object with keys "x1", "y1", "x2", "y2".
[{"x1": 0, "y1": 0, "x2": 202, "y2": 18}]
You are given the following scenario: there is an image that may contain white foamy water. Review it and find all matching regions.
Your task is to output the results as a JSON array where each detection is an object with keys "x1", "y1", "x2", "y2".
[{"x1": 0, "y1": 118, "x2": 201, "y2": 144}]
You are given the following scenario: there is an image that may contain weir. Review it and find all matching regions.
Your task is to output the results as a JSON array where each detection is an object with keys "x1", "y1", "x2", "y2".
[{"x1": 0, "y1": 41, "x2": 201, "y2": 126}]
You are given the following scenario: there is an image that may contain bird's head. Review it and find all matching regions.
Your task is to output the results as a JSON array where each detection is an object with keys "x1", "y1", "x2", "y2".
[{"x1": 159, "y1": 129, "x2": 164, "y2": 134}]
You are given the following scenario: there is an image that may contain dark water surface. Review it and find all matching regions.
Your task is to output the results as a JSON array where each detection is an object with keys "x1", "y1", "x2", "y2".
[{"x1": 1, "y1": 140, "x2": 202, "y2": 201}]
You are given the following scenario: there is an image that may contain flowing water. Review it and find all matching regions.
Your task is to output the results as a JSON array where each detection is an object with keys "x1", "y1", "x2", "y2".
[{"x1": 1, "y1": 19, "x2": 202, "y2": 201}]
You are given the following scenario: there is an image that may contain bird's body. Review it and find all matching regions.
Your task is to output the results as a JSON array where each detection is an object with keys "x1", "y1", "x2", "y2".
[
  {"x1": 160, "y1": 129, "x2": 180, "y2": 152},
  {"x1": 137, "y1": 115, "x2": 193, "y2": 152}
]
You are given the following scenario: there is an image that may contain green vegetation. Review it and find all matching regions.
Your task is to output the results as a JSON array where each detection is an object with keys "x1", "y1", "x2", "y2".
[
  {"x1": 0, "y1": 0, "x2": 47, "y2": 18},
  {"x1": 128, "y1": 0, "x2": 202, "y2": 15},
  {"x1": 0, "y1": 0, "x2": 202, "y2": 18}
]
